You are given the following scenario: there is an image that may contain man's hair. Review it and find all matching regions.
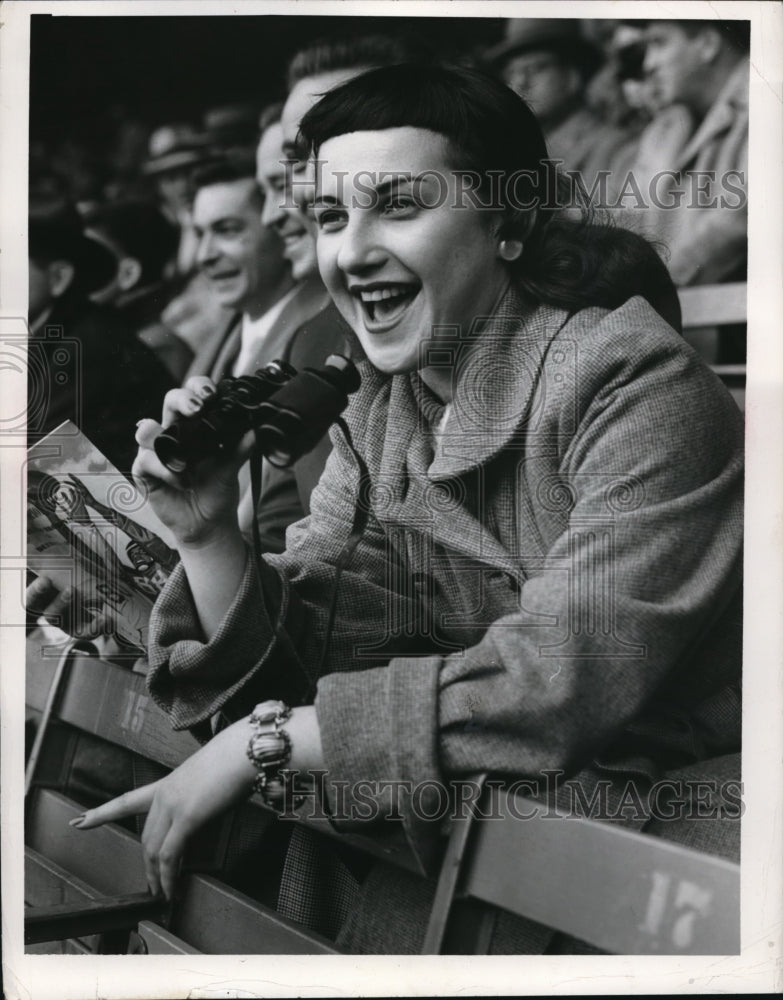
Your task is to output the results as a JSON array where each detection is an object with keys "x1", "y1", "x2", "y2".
[
  {"x1": 678, "y1": 19, "x2": 750, "y2": 52},
  {"x1": 286, "y1": 34, "x2": 424, "y2": 90},
  {"x1": 191, "y1": 156, "x2": 263, "y2": 208},
  {"x1": 643, "y1": 19, "x2": 750, "y2": 53}
]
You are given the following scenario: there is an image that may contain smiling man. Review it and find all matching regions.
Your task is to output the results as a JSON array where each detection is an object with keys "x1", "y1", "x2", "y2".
[
  {"x1": 183, "y1": 158, "x2": 312, "y2": 547},
  {"x1": 188, "y1": 158, "x2": 296, "y2": 376},
  {"x1": 257, "y1": 114, "x2": 320, "y2": 283}
]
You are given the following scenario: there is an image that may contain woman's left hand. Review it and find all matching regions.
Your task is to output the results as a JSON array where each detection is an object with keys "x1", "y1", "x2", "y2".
[{"x1": 70, "y1": 706, "x2": 323, "y2": 900}]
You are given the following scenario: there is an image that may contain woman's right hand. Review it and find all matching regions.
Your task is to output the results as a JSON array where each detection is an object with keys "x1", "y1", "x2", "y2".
[
  {"x1": 132, "y1": 377, "x2": 251, "y2": 548},
  {"x1": 70, "y1": 714, "x2": 259, "y2": 900}
]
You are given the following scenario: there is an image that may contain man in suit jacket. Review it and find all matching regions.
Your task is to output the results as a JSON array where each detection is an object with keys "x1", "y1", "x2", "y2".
[
  {"x1": 184, "y1": 157, "x2": 299, "y2": 382},
  {"x1": 182, "y1": 156, "x2": 321, "y2": 548}
]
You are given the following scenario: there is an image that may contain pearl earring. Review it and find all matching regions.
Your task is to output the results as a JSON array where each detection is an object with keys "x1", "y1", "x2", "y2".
[{"x1": 498, "y1": 238, "x2": 523, "y2": 262}]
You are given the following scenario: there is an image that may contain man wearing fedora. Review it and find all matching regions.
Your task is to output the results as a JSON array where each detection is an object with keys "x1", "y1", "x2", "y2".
[
  {"x1": 84, "y1": 199, "x2": 194, "y2": 383},
  {"x1": 485, "y1": 18, "x2": 631, "y2": 187},
  {"x1": 28, "y1": 199, "x2": 175, "y2": 474},
  {"x1": 142, "y1": 123, "x2": 213, "y2": 276}
]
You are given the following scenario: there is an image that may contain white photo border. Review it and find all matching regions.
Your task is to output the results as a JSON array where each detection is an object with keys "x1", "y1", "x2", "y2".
[{"x1": 2, "y1": 1, "x2": 781, "y2": 996}]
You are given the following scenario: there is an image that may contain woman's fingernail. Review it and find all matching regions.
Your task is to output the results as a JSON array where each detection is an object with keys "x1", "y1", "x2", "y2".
[
  {"x1": 187, "y1": 397, "x2": 202, "y2": 412},
  {"x1": 69, "y1": 815, "x2": 86, "y2": 827},
  {"x1": 198, "y1": 384, "x2": 215, "y2": 397}
]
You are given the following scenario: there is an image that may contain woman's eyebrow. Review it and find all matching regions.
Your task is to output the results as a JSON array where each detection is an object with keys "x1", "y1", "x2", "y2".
[
  {"x1": 314, "y1": 172, "x2": 422, "y2": 207},
  {"x1": 374, "y1": 173, "x2": 417, "y2": 197}
]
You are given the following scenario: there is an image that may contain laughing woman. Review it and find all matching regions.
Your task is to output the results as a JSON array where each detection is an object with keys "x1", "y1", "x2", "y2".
[{"x1": 74, "y1": 65, "x2": 743, "y2": 953}]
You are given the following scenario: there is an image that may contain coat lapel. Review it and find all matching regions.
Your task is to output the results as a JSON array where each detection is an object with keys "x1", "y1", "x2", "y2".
[
  {"x1": 184, "y1": 312, "x2": 239, "y2": 382},
  {"x1": 366, "y1": 288, "x2": 570, "y2": 573},
  {"x1": 209, "y1": 316, "x2": 243, "y2": 381},
  {"x1": 427, "y1": 288, "x2": 569, "y2": 480}
]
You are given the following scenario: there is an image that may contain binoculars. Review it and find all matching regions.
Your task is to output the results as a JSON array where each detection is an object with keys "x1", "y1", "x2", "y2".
[{"x1": 154, "y1": 355, "x2": 360, "y2": 474}]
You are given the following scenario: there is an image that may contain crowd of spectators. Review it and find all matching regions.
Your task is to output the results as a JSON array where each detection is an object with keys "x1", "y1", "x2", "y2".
[
  {"x1": 29, "y1": 20, "x2": 748, "y2": 407},
  {"x1": 27, "y1": 14, "x2": 750, "y2": 624},
  {"x1": 27, "y1": 14, "x2": 751, "y2": 594}
]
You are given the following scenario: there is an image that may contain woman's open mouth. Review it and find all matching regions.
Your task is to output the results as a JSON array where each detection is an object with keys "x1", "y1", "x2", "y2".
[{"x1": 352, "y1": 282, "x2": 420, "y2": 331}]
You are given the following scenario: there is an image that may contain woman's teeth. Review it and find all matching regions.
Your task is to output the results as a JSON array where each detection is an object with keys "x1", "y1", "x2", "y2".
[{"x1": 358, "y1": 285, "x2": 417, "y2": 322}]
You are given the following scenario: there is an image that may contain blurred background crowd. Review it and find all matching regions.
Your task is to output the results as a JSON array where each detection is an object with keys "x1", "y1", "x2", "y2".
[{"x1": 28, "y1": 15, "x2": 749, "y2": 477}]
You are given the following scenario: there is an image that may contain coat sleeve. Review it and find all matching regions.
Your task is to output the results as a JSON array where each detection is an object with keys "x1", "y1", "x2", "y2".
[
  {"x1": 145, "y1": 409, "x2": 422, "y2": 727},
  {"x1": 313, "y1": 311, "x2": 744, "y2": 845}
]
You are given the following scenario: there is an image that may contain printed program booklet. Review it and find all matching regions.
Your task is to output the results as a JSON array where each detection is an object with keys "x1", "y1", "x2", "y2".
[{"x1": 27, "y1": 420, "x2": 179, "y2": 651}]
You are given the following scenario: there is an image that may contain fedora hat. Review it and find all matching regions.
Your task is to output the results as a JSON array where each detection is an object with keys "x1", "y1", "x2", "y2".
[
  {"x1": 29, "y1": 200, "x2": 118, "y2": 295},
  {"x1": 203, "y1": 104, "x2": 260, "y2": 149},
  {"x1": 142, "y1": 124, "x2": 212, "y2": 177},
  {"x1": 484, "y1": 18, "x2": 604, "y2": 79}
]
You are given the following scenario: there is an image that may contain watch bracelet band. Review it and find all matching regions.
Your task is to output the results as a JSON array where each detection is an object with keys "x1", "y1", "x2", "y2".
[{"x1": 246, "y1": 700, "x2": 297, "y2": 806}]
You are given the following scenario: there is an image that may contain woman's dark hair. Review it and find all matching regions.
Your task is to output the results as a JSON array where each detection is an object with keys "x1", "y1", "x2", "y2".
[{"x1": 299, "y1": 63, "x2": 681, "y2": 331}]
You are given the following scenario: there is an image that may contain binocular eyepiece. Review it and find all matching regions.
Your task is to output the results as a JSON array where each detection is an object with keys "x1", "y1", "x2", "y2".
[{"x1": 154, "y1": 355, "x2": 360, "y2": 474}]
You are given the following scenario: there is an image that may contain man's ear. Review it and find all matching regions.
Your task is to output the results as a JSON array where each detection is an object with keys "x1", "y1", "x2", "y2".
[
  {"x1": 47, "y1": 260, "x2": 75, "y2": 298},
  {"x1": 116, "y1": 256, "x2": 143, "y2": 292},
  {"x1": 696, "y1": 26, "x2": 723, "y2": 65}
]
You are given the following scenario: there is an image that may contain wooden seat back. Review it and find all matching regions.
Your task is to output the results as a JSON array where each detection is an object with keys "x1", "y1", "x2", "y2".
[
  {"x1": 24, "y1": 637, "x2": 392, "y2": 952},
  {"x1": 678, "y1": 281, "x2": 747, "y2": 410},
  {"x1": 26, "y1": 638, "x2": 741, "y2": 956},
  {"x1": 424, "y1": 783, "x2": 740, "y2": 955}
]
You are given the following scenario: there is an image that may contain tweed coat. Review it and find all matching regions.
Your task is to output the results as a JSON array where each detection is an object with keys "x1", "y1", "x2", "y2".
[{"x1": 148, "y1": 286, "x2": 743, "y2": 890}]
